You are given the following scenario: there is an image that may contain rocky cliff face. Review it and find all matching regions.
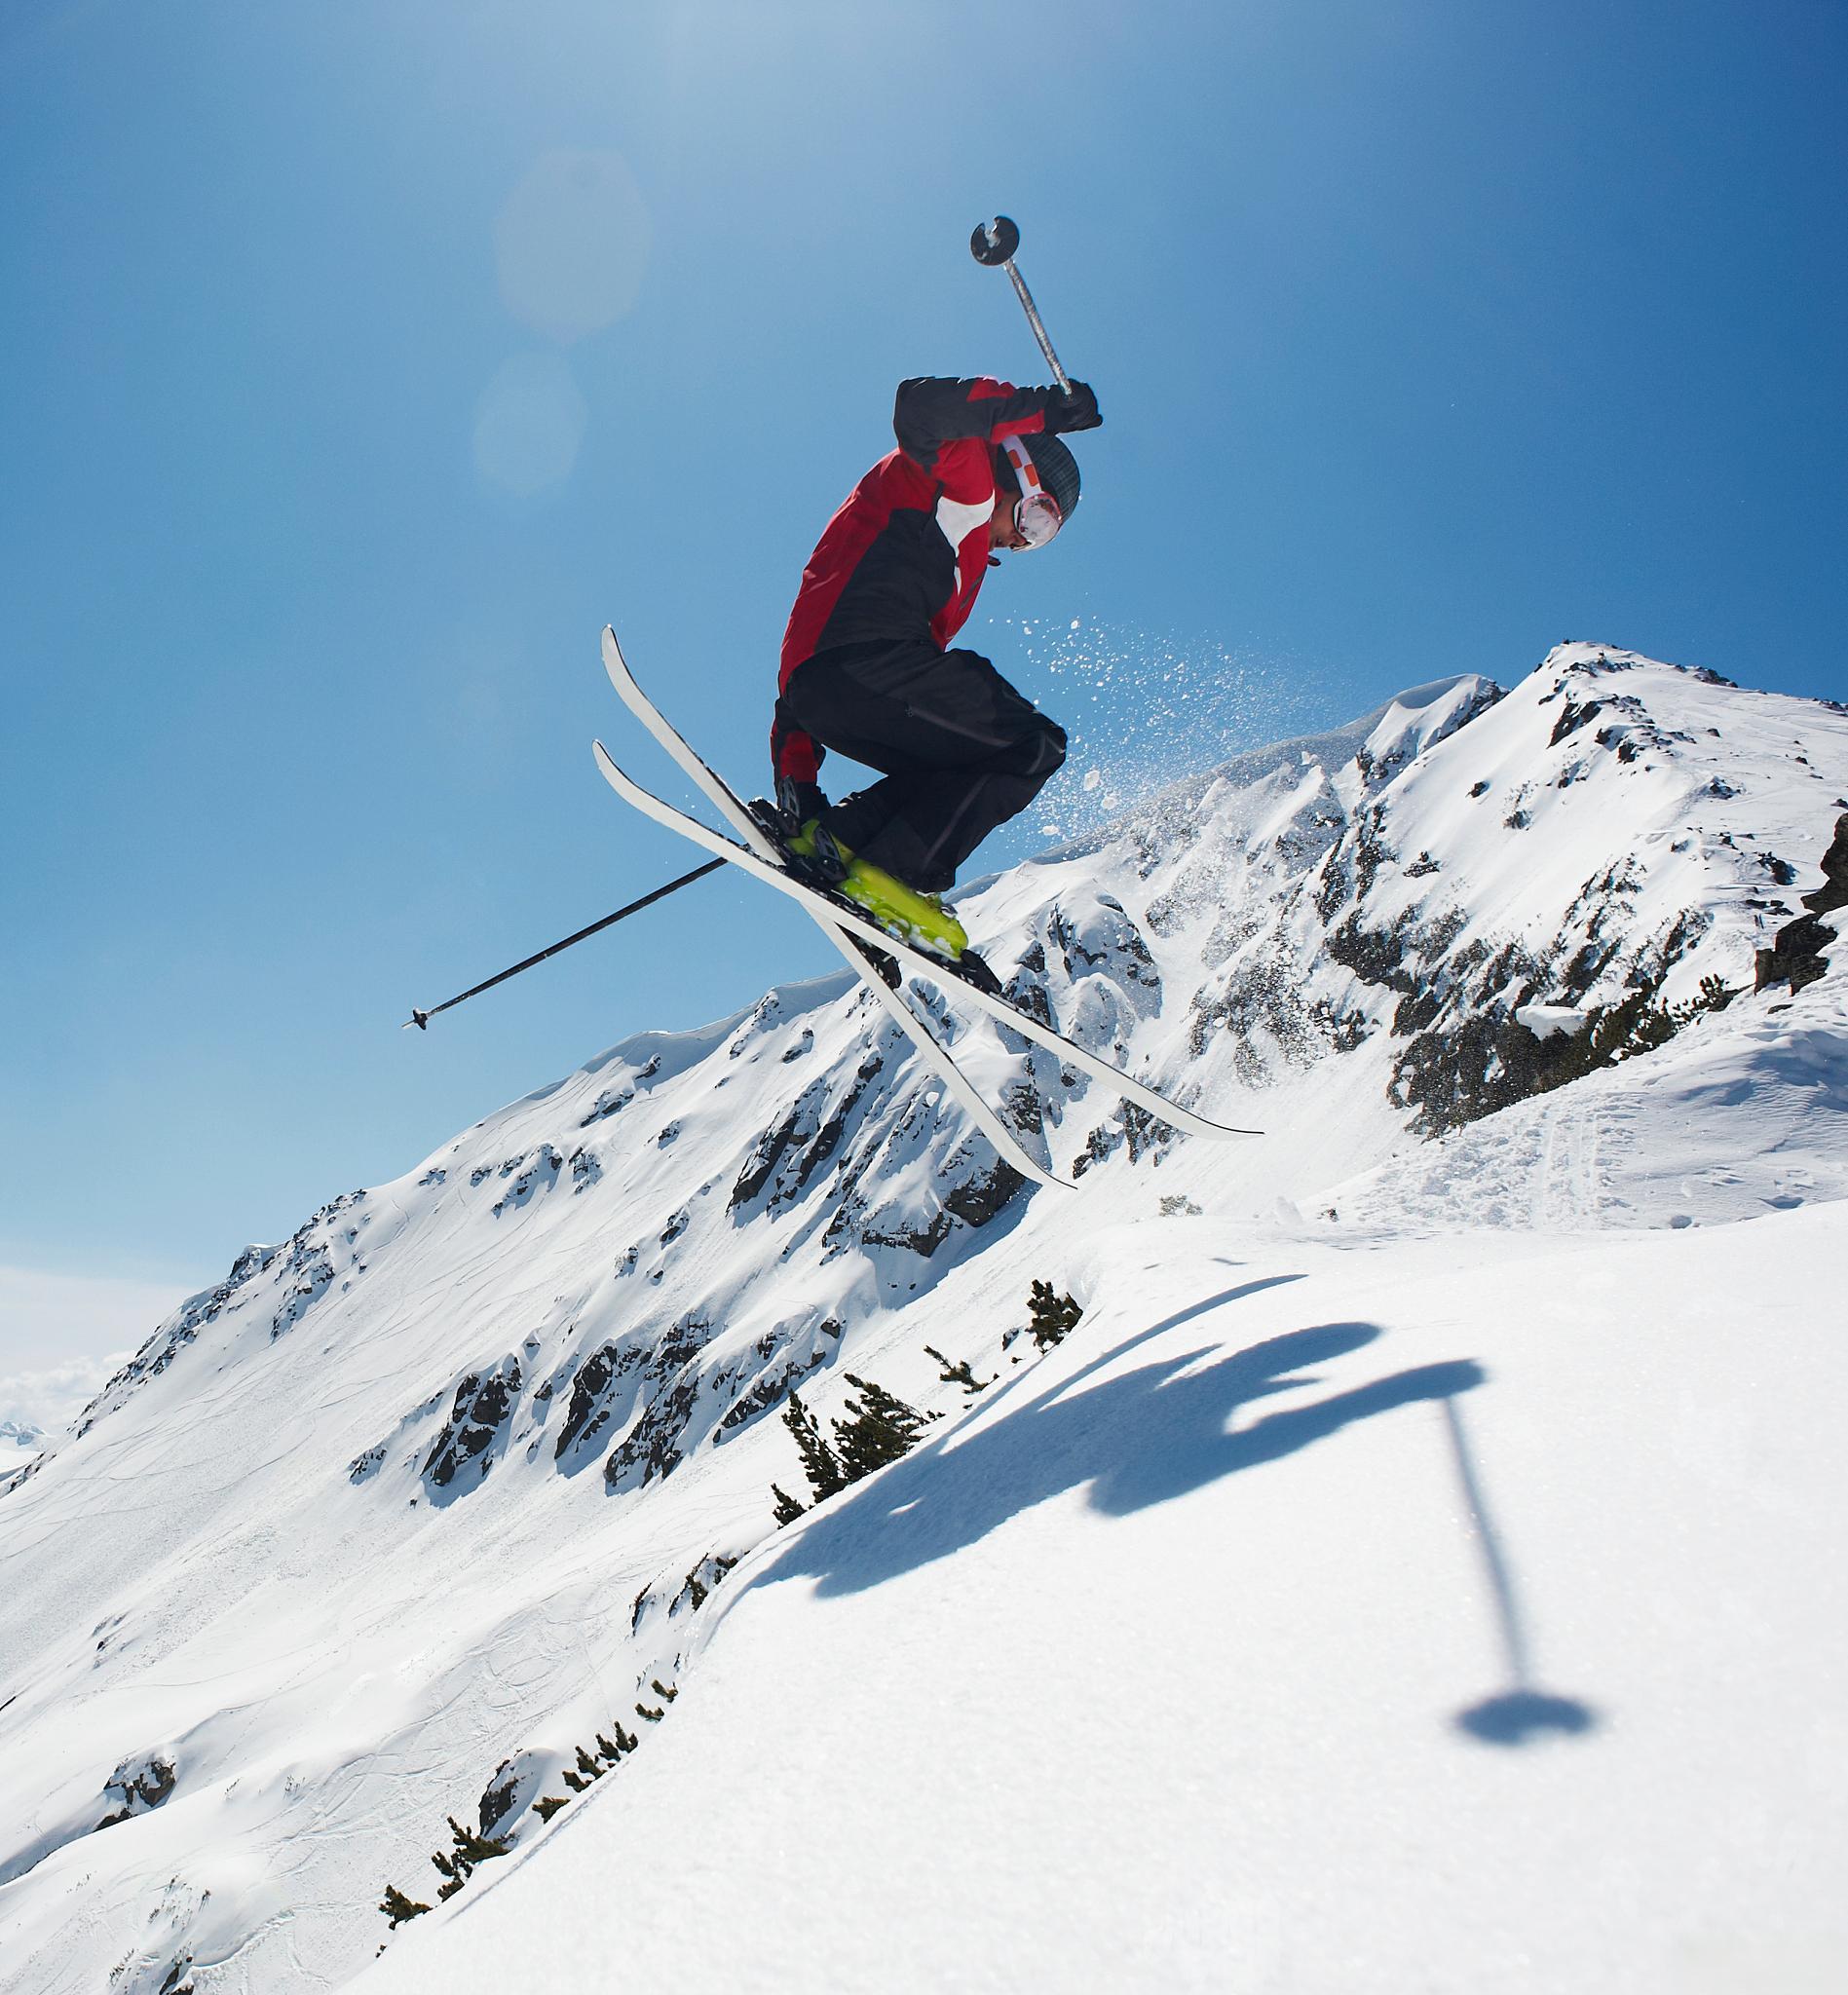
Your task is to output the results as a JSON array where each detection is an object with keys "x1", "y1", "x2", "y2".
[
  {"x1": 2, "y1": 643, "x2": 1843, "y2": 1992},
  {"x1": 1756, "y1": 809, "x2": 1848, "y2": 995}
]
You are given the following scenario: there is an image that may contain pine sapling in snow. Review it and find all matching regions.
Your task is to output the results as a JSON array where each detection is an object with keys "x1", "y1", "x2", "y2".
[
  {"x1": 378, "y1": 1884, "x2": 432, "y2": 1929},
  {"x1": 925, "y1": 1343, "x2": 994, "y2": 1395},
  {"x1": 830, "y1": 1374, "x2": 937, "y2": 1484},
  {"x1": 1027, "y1": 1280, "x2": 1084, "y2": 1351},
  {"x1": 561, "y1": 1746, "x2": 605, "y2": 1793},
  {"x1": 781, "y1": 1389, "x2": 847, "y2": 1504},
  {"x1": 429, "y1": 1815, "x2": 511, "y2": 1900},
  {"x1": 676, "y1": 1551, "x2": 739, "y2": 1611},
  {"x1": 534, "y1": 1722, "x2": 639, "y2": 1823}
]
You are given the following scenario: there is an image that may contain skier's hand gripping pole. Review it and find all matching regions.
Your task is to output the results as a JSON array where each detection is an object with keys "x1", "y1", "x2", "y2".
[{"x1": 970, "y1": 215, "x2": 1073, "y2": 394}]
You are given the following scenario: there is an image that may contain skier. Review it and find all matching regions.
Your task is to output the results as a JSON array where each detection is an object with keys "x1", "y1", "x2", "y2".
[{"x1": 770, "y1": 373, "x2": 1102, "y2": 958}]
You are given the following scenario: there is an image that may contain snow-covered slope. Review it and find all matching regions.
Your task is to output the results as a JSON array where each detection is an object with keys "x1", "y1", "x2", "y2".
[
  {"x1": 2, "y1": 644, "x2": 1843, "y2": 1994},
  {"x1": 354, "y1": 1199, "x2": 1848, "y2": 1995}
]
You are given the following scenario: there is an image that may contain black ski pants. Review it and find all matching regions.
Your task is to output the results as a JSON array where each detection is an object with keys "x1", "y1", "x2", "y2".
[{"x1": 779, "y1": 640, "x2": 1066, "y2": 893}]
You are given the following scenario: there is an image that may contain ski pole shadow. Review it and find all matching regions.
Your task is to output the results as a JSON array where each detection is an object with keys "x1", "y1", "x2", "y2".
[
  {"x1": 1440, "y1": 1394, "x2": 1601, "y2": 1747},
  {"x1": 758, "y1": 1314, "x2": 1486, "y2": 1600}
]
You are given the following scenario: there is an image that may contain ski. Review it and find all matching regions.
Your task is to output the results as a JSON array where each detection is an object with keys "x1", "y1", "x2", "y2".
[
  {"x1": 602, "y1": 626, "x2": 788, "y2": 868},
  {"x1": 597, "y1": 630, "x2": 1066, "y2": 1189},
  {"x1": 591, "y1": 736, "x2": 1262, "y2": 1145}
]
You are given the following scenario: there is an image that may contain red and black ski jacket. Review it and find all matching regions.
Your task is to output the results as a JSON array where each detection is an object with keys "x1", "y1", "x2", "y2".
[{"x1": 773, "y1": 375, "x2": 1063, "y2": 784}]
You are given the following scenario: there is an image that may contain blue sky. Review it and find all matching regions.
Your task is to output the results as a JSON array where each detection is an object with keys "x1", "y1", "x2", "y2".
[{"x1": 2, "y1": 0, "x2": 1843, "y2": 1354}]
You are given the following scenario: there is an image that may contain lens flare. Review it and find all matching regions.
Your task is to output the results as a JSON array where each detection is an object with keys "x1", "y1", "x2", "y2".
[
  {"x1": 472, "y1": 352, "x2": 588, "y2": 499},
  {"x1": 494, "y1": 149, "x2": 651, "y2": 344}
]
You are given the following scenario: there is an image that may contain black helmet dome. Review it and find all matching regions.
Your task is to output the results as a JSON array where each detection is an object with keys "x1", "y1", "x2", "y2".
[{"x1": 1000, "y1": 433, "x2": 1080, "y2": 522}]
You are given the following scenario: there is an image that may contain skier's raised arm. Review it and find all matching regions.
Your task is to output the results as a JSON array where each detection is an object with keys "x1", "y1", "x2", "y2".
[{"x1": 892, "y1": 376, "x2": 1100, "y2": 504}]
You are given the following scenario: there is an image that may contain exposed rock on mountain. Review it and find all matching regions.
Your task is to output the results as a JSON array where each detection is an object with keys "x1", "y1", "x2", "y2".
[
  {"x1": 99, "y1": 1751, "x2": 179, "y2": 1828},
  {"x1": 423, "y1": 1359, "x2": 523, "y2": 1492},
  {"x1": 1756, "y1": 810, "x2": 1847, "y2": 994}
]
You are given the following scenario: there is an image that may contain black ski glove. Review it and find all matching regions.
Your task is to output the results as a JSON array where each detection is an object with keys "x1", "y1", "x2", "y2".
[{"x1": 1043, "y1": 380, "x2": 1102, "y2": 433}]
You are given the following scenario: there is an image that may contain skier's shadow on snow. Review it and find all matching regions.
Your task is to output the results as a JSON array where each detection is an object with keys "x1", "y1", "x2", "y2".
[{"x1": 759, "y1": 1300, "x2": 1485, "y2": 1603}]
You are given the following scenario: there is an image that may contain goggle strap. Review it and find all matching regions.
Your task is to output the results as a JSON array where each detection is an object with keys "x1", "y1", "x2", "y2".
[{"x1": 1000, "y1": 433, "x2": 1041, "y2": 498}]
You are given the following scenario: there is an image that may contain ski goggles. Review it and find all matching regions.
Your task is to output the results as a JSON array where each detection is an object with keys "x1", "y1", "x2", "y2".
[{"x1": 999, "y1": 434, "x2": 1064, "y2": 549}]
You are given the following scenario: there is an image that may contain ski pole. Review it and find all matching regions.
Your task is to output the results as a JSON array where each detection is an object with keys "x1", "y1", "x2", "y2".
[
  {"x1": 402, "y1": 858, "x2": 725, "y2": 1031},
  {"x1": 969, "y1": 215, "x2": 1073, "y2": 393}
]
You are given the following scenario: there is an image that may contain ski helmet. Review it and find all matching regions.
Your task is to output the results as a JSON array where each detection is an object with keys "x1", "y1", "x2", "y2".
[{"x1": 998, "y1": 431, "x2": 1085, "y2": 522}]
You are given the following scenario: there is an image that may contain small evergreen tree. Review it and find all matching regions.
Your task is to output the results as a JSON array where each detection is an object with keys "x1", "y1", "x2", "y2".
[
  {"x1": 1027, "y1": 1281, "x2": 1084, "y2": 1350},
  {"x1": 770, "y1": 1481, "x2": 807, "y2": 1524},
  {"x1": 924, "y1": 1344, "x2": 993, "y2": 1395},
  {"x1": 674, "y1": 1550, "x2": 738, "y2": 1612},
  {"x1": 782, "y1": 1390, "x2": 847, "y2": 1502},
  {"x1": 379, "y1": 1884, "x2": 431, "y2": 1928},
  {"x1": 448, "y1": 1816, "x2": 512, "y2": 1866},
  {"x1": 831, "y1": 1374, "x2": 935, "y2": 1484},
  {"x1": 532, "y1": 1793, "x2": 570, "y2": 1822},
  {"x1": 430, "y1": 1814, "x2": 510, "y2": 1897}
]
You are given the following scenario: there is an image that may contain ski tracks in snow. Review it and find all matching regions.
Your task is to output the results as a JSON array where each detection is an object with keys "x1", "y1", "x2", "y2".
[
  {"x1": 1328, "y1": 1092, "x2": 1620, "y2": 1237},
  {"x1": 1529, "y1": 1095, "x2": 1615, "y2": 1230}
]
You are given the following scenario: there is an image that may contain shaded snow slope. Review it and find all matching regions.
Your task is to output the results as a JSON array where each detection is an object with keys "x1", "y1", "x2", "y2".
[{"x1": 2, "y1": 644, "x2": 1844, "y2": 1994}]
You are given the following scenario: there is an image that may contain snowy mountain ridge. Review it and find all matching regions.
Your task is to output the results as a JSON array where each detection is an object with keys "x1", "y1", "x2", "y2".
[{"x1": 1, "y1": 642, "x2": 1844, "y2": 1993}]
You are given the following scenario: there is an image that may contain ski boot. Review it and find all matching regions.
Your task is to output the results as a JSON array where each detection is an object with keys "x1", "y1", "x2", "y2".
[
  {"x1": 837, "y1": 852, "x2": 1001, "y2": 992},
  {"x1": 788, "y1": 821, "x2": 970, "y2": 961},
  {"x1": 751, "y1": 798, "x2": 997, "y2": 992}
]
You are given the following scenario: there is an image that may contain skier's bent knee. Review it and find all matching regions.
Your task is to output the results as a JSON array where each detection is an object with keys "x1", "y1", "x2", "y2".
[{"x1": 1014, "y1": 717, "x2": 1066, "y2": 780}]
